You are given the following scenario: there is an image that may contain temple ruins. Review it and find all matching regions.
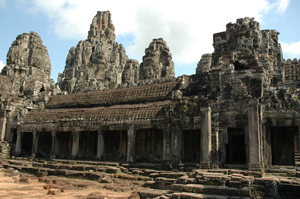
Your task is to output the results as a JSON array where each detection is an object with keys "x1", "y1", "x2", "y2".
[{"x1": 1, "y1": 11, "x2": 300, "y2": 198}]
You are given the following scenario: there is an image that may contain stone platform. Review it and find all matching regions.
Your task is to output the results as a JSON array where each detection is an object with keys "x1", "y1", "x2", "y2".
[{"x1": 1, "y1": 158, "x2": 300, "y2": 198}]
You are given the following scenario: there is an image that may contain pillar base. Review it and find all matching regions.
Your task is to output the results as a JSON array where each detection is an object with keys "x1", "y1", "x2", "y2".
[
  {"x1": 199, "y1": 161, "x2": 211, "y2": 169},
  {"x1": 249, "y1": 162, "x2": 263, "y2": 171},
  {"x1": 211, "y1": 164, "x2": 219, "y2": 169}
]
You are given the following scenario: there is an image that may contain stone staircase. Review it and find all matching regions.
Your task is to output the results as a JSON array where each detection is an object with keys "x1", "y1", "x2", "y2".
[
  {"x1": 295, "y1": 152, "x2": 300, "y2": 166},
  {"x1": 2, "y1": 157, "x2": 300, "y2": 198},
  {"x1": 141, "y1": 169, "x2": 255, "y2": 198}
]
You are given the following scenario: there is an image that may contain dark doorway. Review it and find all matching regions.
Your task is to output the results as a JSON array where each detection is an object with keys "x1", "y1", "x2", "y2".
[
  {"x1": 36, "y1": 132, "x2": 52, "y2": 158},
  {"x1": 21, "y1": 132, "x2": 33, "y2": 157},
  {"x1": 136, "y1": 129, "x2": 163, "y2": 162},
  {"x1": 271, "y1": 126, "x2": 297, "y2": 166},
  {"x1": 12, "y1": 129, "x2": 17, "y2": 143},
  {"x1": 226, "y1": 128, "x2": 246, "y2": 164},
  {"x1": 79, "y1": 131, "x2": 98, "y2": 160},
  {"x1": 103, "y1": 130, "x2": 127, "y2": 161},
  {"x1": 183, "y1": 130, "x2": 200, "y2": 163},
  {"x1": 56, "y1": 132, "x2": 73, "y2": 159}
]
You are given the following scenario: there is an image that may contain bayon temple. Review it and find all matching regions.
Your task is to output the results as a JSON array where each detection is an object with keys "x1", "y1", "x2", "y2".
[{"x1": 1, "y1": 11, "x2": 300, "y2": 174}]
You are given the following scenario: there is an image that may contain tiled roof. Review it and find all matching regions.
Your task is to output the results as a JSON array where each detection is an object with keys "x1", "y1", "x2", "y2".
[
  {"x1": 46, "y1": 81, "x2": 178, "y2": 108},
  {"x1": 22, "y1": 101, "x2": 167, "y2": 124}
]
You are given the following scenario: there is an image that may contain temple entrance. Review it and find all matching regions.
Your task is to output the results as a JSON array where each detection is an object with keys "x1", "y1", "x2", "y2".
[
  {"x1": 36, "y1": 132, "x2": 52, "y2": 158},
  {"x1": 271, "y1": 126, "x2": 297, "y2": 166},
  {"x1": 226, "y1": 128, "x2": 246, "y2": 164},
  {"x1": 136, "y1": 129, "x2": 163, "y2": 162},
  {"x1": 55, "y1": 132, "x2": 72, "y2": 159},
  {"x1": 79, "y1": 131, "x2": 98, "y2": 160},
  {"x1": 21, "y1": 132, "x2": 33, "y2": 157},
  {"x1": 9, "y1": 129, "x2": 18, "y2": 157},
  {"x1": 103, "y1": 130, "x2": 127, "y2": 161},
  {"x1": 183, "y1": 130, "x2": 200, "y2": 163},
  {"x1": 11, "y1": 129, "x2": 17, "y2": 143}
]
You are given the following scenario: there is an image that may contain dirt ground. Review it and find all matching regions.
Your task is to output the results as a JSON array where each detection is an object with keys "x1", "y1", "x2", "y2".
[{"x1": 0, "y1": 170, "x2": 140, "y2": 199}]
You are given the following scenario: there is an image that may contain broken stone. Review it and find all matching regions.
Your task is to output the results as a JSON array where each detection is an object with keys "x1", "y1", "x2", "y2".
[
  {"x1": 10, "y1": 170, "x2": 20, "y2": 177},
  {"x1": 47, "y1": 188, "x2": 60, "y2": 195},
  {"x1": 99, "y1": 175, "x2": 113, "y2": 183},
  {"x1": 19, "y1": 177, "x2": 31, "y2": 183}
]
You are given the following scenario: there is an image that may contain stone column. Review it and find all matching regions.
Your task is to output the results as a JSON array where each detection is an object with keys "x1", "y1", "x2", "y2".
[
  {"x1": 97, "y1": 129, "x2": 104, "y2": 160},
  {"x1": 163, "y1": 124, "x2": 171, "y2": 162},
  {"x1": 50, "y1": 131, "x2": 56, "y2": 159},
  {"x1": 248, "y1": 101, "x2": 263, "y2": 171},
  {"x1": 31, "y1": 129, "x2": 37, "y2": 157},
  {"x1": 126, "y1": 126, "x2": 136, "y2": 163},
  {"x1": 171, "y1": 121, "x2": 182, "y2": 169},
  {"x1": 15, "y1": 129, "x2": 21, "y2": 156},
  {"x1": 0, "y1": 111, "x2": 7, "y2": 141},
  {"x1": 200, "y1": 107, "x2": 212, "y2": 169},
  {"x1": 71, "y1": 129, "x2": 79, "y2": 159}
]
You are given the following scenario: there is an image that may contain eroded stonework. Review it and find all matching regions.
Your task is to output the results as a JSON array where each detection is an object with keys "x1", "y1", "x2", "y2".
[
  {"x1": 2, "y1": 14, "x2": 300, "y2": 197},
  {"x1": 140, "y1": 38, "x2": 175, "y2": 81},
  {"x1": 57, "y1": 12, "x2": 176, "y2": 93},
  {"x1": 57, "y1": 11, "x2": 130, "y2": 93},
  {"x1": 0, "y1": 31, "x2": 59, "y2": 145},
  {"x1": 1, "y1": 31, "x2": 56, "y2": 96}
]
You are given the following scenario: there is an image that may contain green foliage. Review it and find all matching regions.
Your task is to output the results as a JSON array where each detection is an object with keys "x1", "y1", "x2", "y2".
[{"x1": 180, "y1": 105, "x2": 188, "y2": 113}]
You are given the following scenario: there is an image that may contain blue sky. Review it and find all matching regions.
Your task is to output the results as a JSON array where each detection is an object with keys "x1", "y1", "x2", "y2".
[{"x1": 0, "y1": 0, "x2": 299, "y2": 82}]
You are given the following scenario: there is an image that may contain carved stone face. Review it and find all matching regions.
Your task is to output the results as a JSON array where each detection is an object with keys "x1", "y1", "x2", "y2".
[
  {"x1": 122, "y1": 70, "x2": 131, "y2": 83},
  {"x1": 122, "y1": 64, "x2": 132, "y2": 84},
  {"x1": 143, "y1": 66, "x2": 154, "y2": 79}
]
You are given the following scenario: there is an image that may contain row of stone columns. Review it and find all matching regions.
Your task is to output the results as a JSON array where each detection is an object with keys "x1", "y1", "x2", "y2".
[
  {"x1": 14, "y1": 107, "x2": 214, "y2": 167},
  {"x1": 15, "y1": 127, "x2": 137, "y2": 162}
]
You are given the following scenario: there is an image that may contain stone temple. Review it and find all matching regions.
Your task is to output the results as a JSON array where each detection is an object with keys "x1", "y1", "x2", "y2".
[{"x1": 1, "y1": 11, "x2": 300, "y2": 198}]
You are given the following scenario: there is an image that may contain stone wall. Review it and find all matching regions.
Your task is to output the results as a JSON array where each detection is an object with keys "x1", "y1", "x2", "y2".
[{"x1": 285, "y1": 58, "x2": 300, "y2": 82}]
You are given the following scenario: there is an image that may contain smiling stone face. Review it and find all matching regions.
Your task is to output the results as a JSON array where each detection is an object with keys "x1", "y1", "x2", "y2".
[
  {"x1": 122, "y1": 59, "x2": 139, "y2": 85},
  {"x1": 140, "y1": 38, "x2": 175, "y2": 81}
]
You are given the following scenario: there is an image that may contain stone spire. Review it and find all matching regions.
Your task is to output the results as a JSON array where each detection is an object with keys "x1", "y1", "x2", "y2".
[
  {"x1": 1, "y1": 31, "x2": 56, "y2": 96},
  {"x1": 57, "y1": 11, "x2": 132, "y2": 93},
  {"x1": 88, "y1": 11, "x2": 115, "y2": 41},
  {"x1": 140, "y1": 38, "x2": 175, "y2": 81}
]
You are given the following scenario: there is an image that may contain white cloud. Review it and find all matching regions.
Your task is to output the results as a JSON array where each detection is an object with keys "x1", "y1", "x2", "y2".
[
  {"x1": 16, "y1": 0, "x2": 290, "y2": 66},
  {"x1": 0, "y1": 0, "x2": 6, "y2": 8},
  {"x1": 0, "y1": 60, "x2": 5, "y2": 71},
  {"x1": 276, "y1": 0, "x2": 290, "y2": 14},
  {"x1": 281, "y1": 41, "x2": 300, "y2": 59}
]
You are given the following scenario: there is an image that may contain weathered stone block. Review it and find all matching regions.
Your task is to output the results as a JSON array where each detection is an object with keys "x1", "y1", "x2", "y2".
[{"x1": 47, "y1": 189, "x2": 60, "y2": 195}]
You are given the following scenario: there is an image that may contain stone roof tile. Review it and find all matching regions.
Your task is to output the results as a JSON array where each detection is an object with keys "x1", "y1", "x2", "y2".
[
  {"x1": 46, "y1": 81, "x2": 178, "y2": 109},
  {"x1": 22, "y1": 101, "x2": 167, "y2": 124}
]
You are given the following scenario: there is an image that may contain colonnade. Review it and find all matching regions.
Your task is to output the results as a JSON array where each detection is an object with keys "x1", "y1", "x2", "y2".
[{"x1": 13, "y1": 107, "x2": 264, "y2": 169}]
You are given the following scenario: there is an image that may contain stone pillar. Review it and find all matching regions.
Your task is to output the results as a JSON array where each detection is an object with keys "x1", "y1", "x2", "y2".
[
  {"x1": 248, "y1": 101, "x2": 263, "y2": 171},
  {"x1": 211, "y1": 131, "x2": 219, "y2": 169},
  {"x1": 200, "y1": 107, "x2": 212, "y2": 169},
  {"x1": 0, "y1": 111, "x2": 7, "y2": 141},
  {"x1": 31, "y1": 129, "x2": 37, "y2": 157},
  {"x1": 171, "y1": 121, "x2": 182, "y2": 169},
  {"x1": 126, "y1": 126, "x2": 136, "y2": 163},
  {"x1": 97, "y1": 129, "x2": 104, "y2": 160},
  {"x1": 15, "y1": 129, "x2": 21, "y2": 156},
  {"x1": 163, "y1": 124, "x2": 171, "y2": 162},
  {"x1": 71, "y1": 129, "x2": 79, "y2": 159},
  {"x1": 50, "y1": 131, "x2": 56, "y2": 159}
]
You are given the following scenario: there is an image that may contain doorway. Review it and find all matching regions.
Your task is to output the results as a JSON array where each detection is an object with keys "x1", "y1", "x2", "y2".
[
  {"x1": 226, "y1": 128, "x2": 246, "y2": 164},
  {"x1": 271, "y1": 126, "x2": 297, "y2": 166}
]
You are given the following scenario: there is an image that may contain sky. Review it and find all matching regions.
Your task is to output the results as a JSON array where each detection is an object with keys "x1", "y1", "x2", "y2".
[{"x1": 0, "y1": 0, "x2": 300, "y2": 82}]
